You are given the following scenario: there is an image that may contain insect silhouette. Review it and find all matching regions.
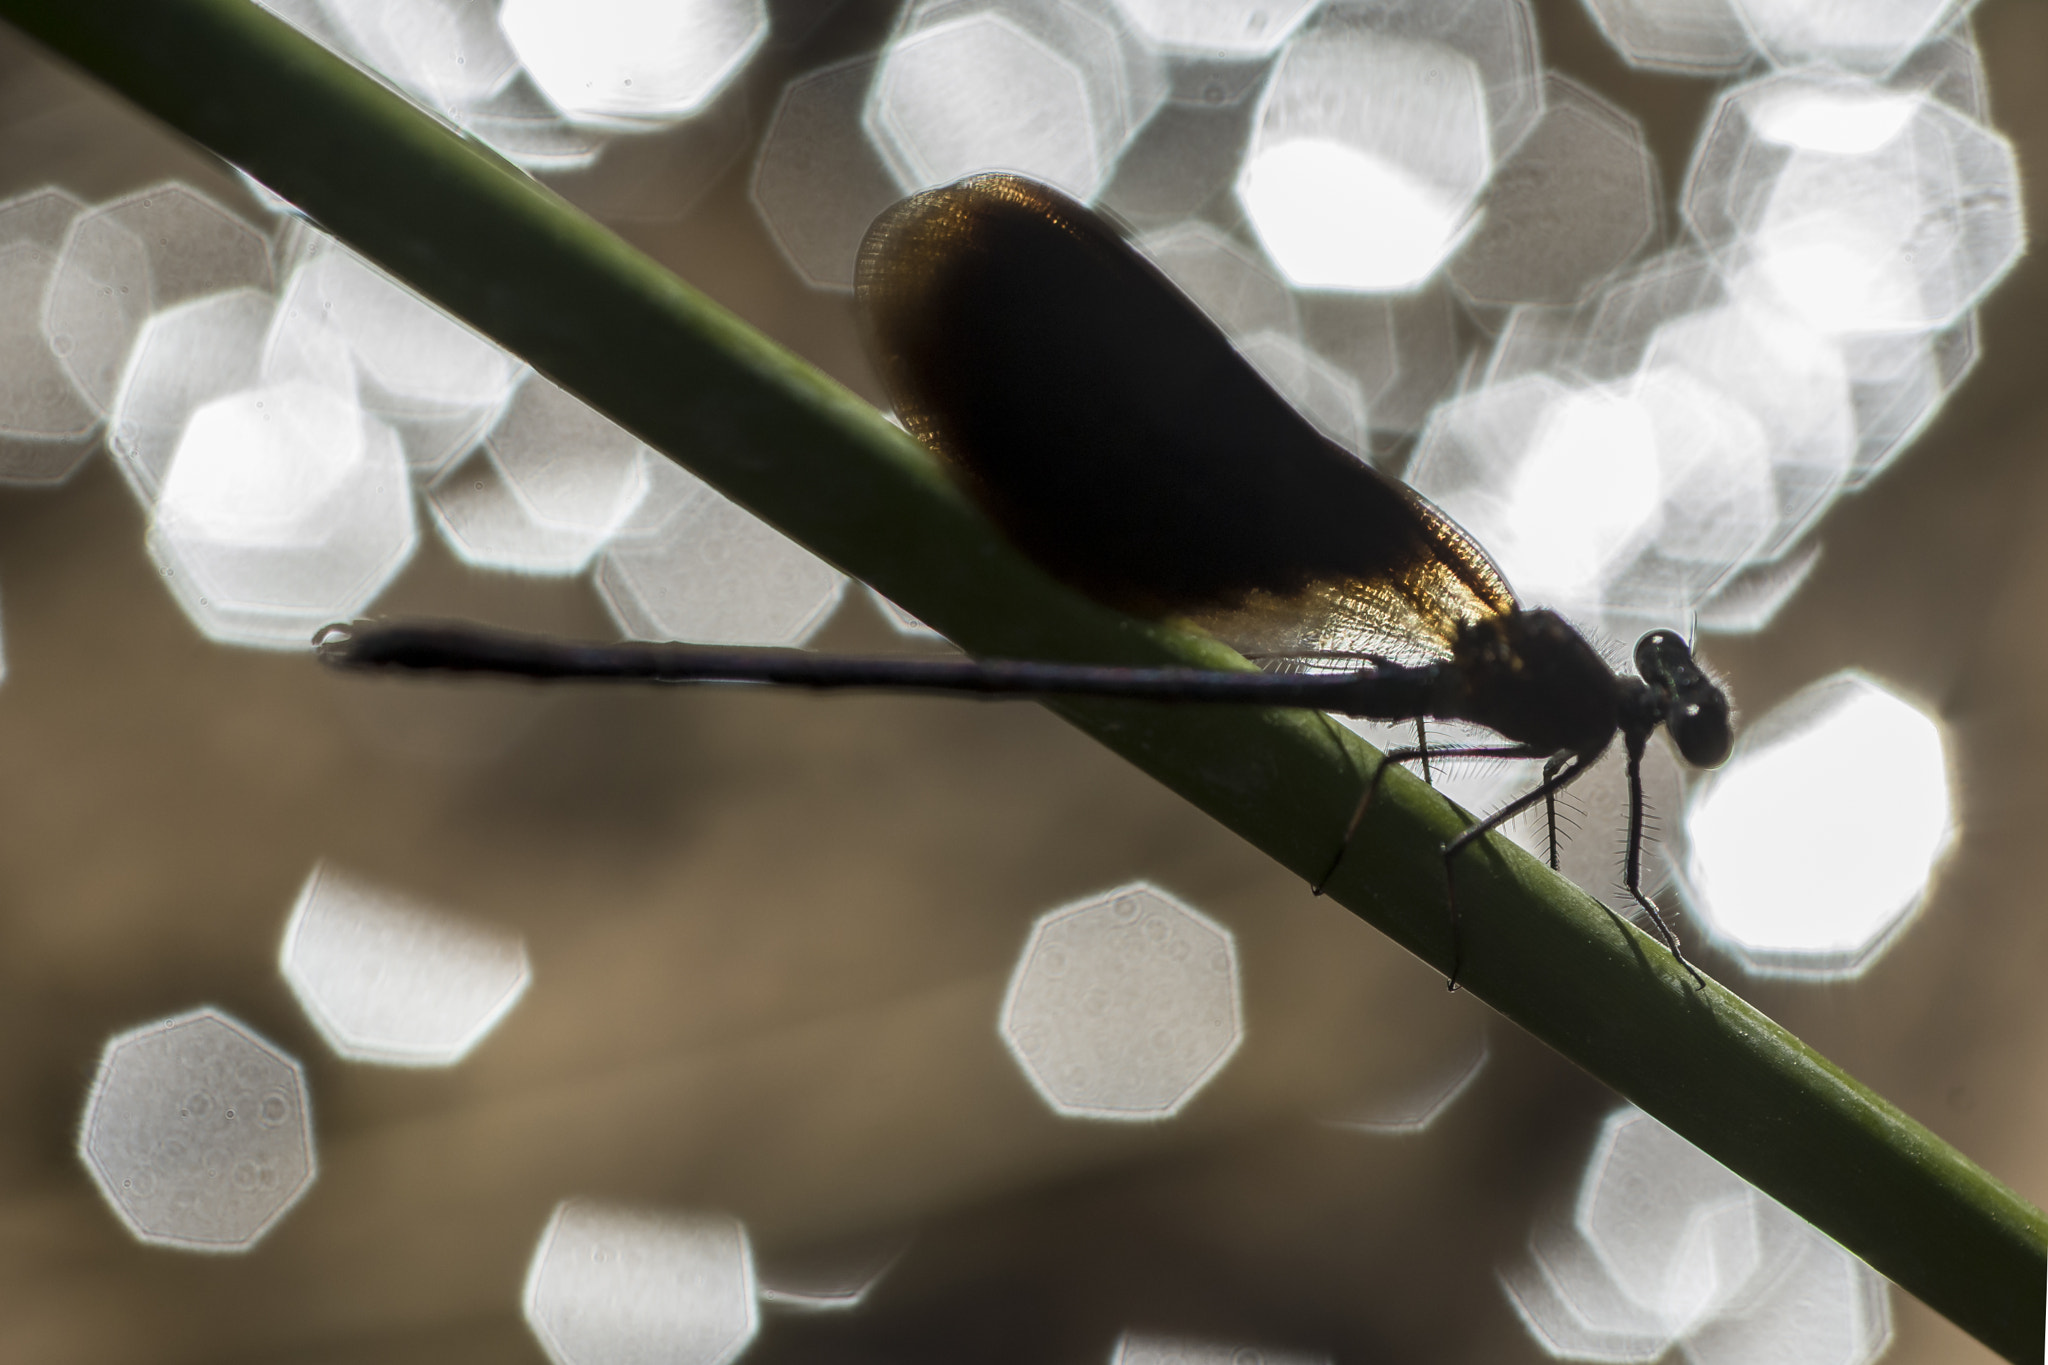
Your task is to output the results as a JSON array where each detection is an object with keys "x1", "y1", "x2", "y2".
[{"x1": 320, "y1": 173, "x2": 1734, "y2": 989}]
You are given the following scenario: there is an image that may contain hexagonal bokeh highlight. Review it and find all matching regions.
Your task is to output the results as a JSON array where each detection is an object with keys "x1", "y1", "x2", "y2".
[
  {"x1": 1448, "y1": 74, "x2": 1659, "y2": 309},
  {"x1": 1000, "y1": 881, "x2": 1242, "y2": 1122},
  {"x1": 451, "y1": 73, "x2": 607, "y2": 174},
  {"x1": 0, "y1": 240, "x2": 99, "y2": 483},
  {"x1": 108, "y1": 287, "x2": 271, "y2": 502},
  {"x1": 280, "y1": 862, "x2": 531, "y2": 1067},
  {"x1": 1324, "y1": 1021, "x2": 1487, "y2": 1136},
  {"x1": 46, "y1": 182, "x2": 273, "y2": 414},
  {"x1": 1638, "y1": 296, "x2": 1854, "y2": 566},
  {"x1": 1407, "y1": 370, "x2": 1778, "y2": 622},
  {"x1": 1684, "y1": 670, "x2": 1951, "y2": 978},
  {"x1": 1297, "y1": 287, "x2": 1415, "y2": 431},
  {"x1": 1502, "y1": 1108, "x2": 1891, "y2": 1365},
  {"x1": 316, "y1": 0, "x2": 521, "y2": 114},
  {"x1": 148, "y1": 381, "x2": 418, "y2": 649},
  {"x1": 865, "y1": 0, "x2": 1167, "y2": 203},
  {"x1": 430, "y1": 373, "x2": 651, "y2": 575},
  {"x1": 0, "y1": 184, "x2": 85, "y2": 250},
  {"x1": 77, "y1": 1008, "x2": 315, "y2": 1253},
  {"x1": 1579, "y1": 0, "x2": 1753, "y2": 75},
  {"x1": 1237, "y1": 0, "x2": 1542, "y2": 292},
  {"x1": 1109, "y1": 0, "x2": 1320, "y2": 56},
  {"x1": 1692, "y1": 538, "x2": 1821, "y2": 635},
  {"x1": 524, "y1": 1202, "x2": 758, "y2": 1365},
  {"x1": 1138, "y1": 219, "x2": 1300, "y2": 345},
  {"x1": 752, "y1": 56, "x2": 904, "y2": 291},
  {"x1": 499, "y1": 0, "x2": 767, "y2": 129},
  {"x1": 1890, "y1": 19, "x2": 1987, "y2": 124},
  {"x1": 1729, "y1": 0, "x2": 1972, "y2": 77},
  {"x1": 756, "y1": 1229, "x2": 912, "y2": 1313},
  {"x1": 1683, "y1": 69, "x2": 2023, "y2": 337},
  {"x1": 269, "y1": 242, "x2": 521, "y2": 474},
  {"x1": 542, "y1": 77, "x2": 754, "y2": 223},
  {"x1": 1237, "y1": 329, "x2": 1368, "y2": 455},
  {"x1": 1113, "y1": 1333, "x2": 1328, "y2": 1365},
  {"x1": 1842, "y1": 315, "x2": 1976, "y2": 487},
  {"x1": 597, "y1": 456, "x2": 846, "y2": 646}
]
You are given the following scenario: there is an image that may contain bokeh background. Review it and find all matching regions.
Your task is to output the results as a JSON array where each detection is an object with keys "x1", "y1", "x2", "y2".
[{"x1": 0, "y1": 1, "x2": 2042, "y2": 1362}]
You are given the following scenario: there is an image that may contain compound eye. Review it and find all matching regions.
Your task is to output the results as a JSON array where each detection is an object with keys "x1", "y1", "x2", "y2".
[
  {"x1": 1634, "y1": 630, "x2": 1692, "y2": 684},
  {"x1": 1669, "y1": 692, "x2": 1734, "y2": 768}
]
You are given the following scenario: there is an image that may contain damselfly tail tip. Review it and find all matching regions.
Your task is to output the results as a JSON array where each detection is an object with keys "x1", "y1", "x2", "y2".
[{"x1": 312, "y1": 621, "x2": 359, "y2": 664}]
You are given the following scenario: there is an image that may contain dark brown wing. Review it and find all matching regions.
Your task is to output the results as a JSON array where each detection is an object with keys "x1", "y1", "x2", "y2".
[{"x1": 856, "y1": 174, "x2": 1516, "y2": 665}]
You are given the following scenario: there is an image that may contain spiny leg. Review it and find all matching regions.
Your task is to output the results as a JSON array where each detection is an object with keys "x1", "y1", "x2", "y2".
[
  {"x1": 1541, "y1": 750, "x2": 1569, "y2": 872},
  {"x1": 1439, "y1": 751, "x2": 1590, "y2": 990},
  {"x1": 1416, "y1": 716, "x2": 1433, "y2": 786},
  {"x1": 1314, "y1": 742, "x2": 1549, "y2": 895},
  {"x1": 1623, "y1": 732, "x2": 1707, "y2": 990}
]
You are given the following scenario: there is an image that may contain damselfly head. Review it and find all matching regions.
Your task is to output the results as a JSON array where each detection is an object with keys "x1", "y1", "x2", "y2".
[{"x1": 1634, "y1": 629, "x2": 1733, "y2": 769}]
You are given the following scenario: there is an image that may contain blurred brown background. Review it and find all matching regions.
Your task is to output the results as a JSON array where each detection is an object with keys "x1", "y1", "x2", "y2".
[{"x1": 0, "y1": 2, "x2": 2042, "y2": 1362}]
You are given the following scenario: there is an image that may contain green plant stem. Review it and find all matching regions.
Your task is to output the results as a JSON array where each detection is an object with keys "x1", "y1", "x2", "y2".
[{"x1": 0, "y1": 0, "x2": 2039, "y2": 1356}]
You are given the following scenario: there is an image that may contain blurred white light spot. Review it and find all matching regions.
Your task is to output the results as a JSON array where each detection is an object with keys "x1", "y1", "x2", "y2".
[
  {"x1": 1108, "y1": 0, "x2": 1320, "y2": 56},
  {"x1": 523, "y1": 1202, "x2": 758, "y2": 1365},
  {"x1": 1237, "y1": 328, "x2": 1368, "y2": 454},
  {"x1": 1729, "y1": 0, "x2": 1973, "y2": 77},
  {"x1": 1241, "y1": 104, "x2": 1480, "y2": 291},
  {"x1": 319, "y1": 0, "x2": 520, "y2": 112},
  {"x1": 1242, "y1": 137, "x2": 1477, "y2": 292},
  {"x1": 1686, "y1": 671, "x2": 1950, "y2": 977},
  {"x1": 453, "y1": 75, "x2": 608, "y2": 173},
  {"x1": 1138, "y1": 219, "x2": 1300, "y2": 345},
  {"x1": 431, "y1": 373, "x2": 650, "y2": 575},
  {"x1": 544, "y1": 92, "x2": 754, "y2": 222},
  {"x1": 1504, "y1": 1107, "x2": 1891, "y2": 1364},
  {"x1": 161, "y1": 382, "x2": 357, "y2": 540},
  {"x1": 499, "y1": 0, "x2": 768, "y2": 129},
  {"x1": 1747, "y1": 86, "x2": 1921, "y2": 155},
  {"x1": 108, "y1": 287, "x2": 272, "y2": 502},
  {"x1": 46, "y1": 183, "x2": 273, "y2": 414},
  {"x1": 865, "y1": 4, "x2": 1165, "y2": 203},
  {"x1": 598, "y1": 463, "x2": 846, "y2": 647},
  {"x1": 1000, "y1": 882, "x2": 1242, "y2": 1122},
  {"x1": 489, "y1": 375, "x2": 649, "y2": 542},
  {"x1": 150, "y1": 381, "x2": 416, "y2": 649},
  {"x1": 1299, "y1": 287, "x2": 1431, "y2": 432},
  {"x1": 1326, "y1": 1031, "x2": 1487, "y2": 1135},
  {"x1": 1692, "y1": 540, "x2": 1821, "y2": 635},
  {"x1": 752, "y1": 56, "x2": 904, "y2": 292},
  {"x1": 76, "y1": 1008, "x2": 315, "y2": 1253},
  {"x1": 1237, "y1": 3, "x2": 1545, "y2": 292},
  {"x1": 1889, "y1": 19, "x2": 1988, "y2": 123},
  {"x1": 1099, "y1": 98, "x2": 1262, "y2": 231},
  {"x1": 1577, "y1": 1115, "x2": 1757, "y2": 1332},
  {"x1": 1578, "y1": 0, "x2": 1753, "y2": 75},
  {"x1": 1113, "y1": 1333, "x2": 1328, "y2": 1365},
  {"x1": 1685, "y1": 70, "x2": 2023, "y2": 336},
  {"x1": 0, "y1": 185, "x2": 85, "y2": 251},
  {"x1": 1643, "y1": 296, "x2": 1854, "y2": 562},
  {"x1": 1505, "y1": 385, "x2": 1662, "y2": 603},
  {"x1": 280, "y1": 862, "x2": 530, "y2": 1067},
  {"x1": 0, "y1": 241, "x2": 99, "y2": 483},
  {"x1": 756, "y1": 1229, "x2": 912, "y2": 1313},
  {"x1": 270, "y1": 244, "x2": 520, "y2": 475},
  {"x1": 1448, "y1": 75, "x2": 1659, "y2": 309},
  {"x1": 1841, "y1": 317, "x2": 1976, "y2": 486}
]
